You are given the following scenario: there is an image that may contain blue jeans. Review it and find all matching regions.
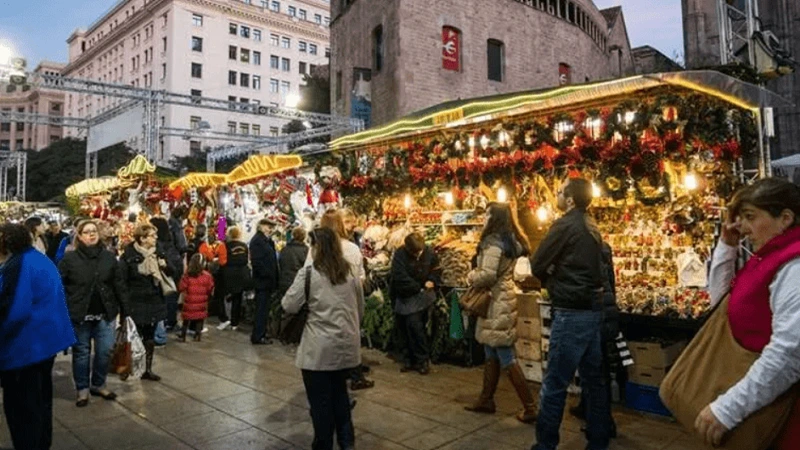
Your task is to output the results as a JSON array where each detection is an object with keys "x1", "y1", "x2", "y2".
[
  {"x1": 534, "y1": 308, "x2": 609, "y2": 450},
  {"x1": 72, "y1": 320, "x2": 115, "y2": 392},
  {"x1": 251, "y1": 289, "x2": 272, "y2": 343},
  {"x1": 484, "y1": 345, "x2": 516, "y2": 368}
]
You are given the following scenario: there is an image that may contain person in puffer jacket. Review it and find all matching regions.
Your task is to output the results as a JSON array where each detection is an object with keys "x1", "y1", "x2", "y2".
[
  {"x1": 465, "y1": 202, "x2": 538, "y2": 424},
  {"x1": 178, "y1": 254, "x2": 214, "y2": 342}
]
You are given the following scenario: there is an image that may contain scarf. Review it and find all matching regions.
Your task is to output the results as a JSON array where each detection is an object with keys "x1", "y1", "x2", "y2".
[
  {"x1": 76, "y1": 242, "x2": 103, "y2": 259},
  {"x1": 133, "y1": 242, "x2": 175, "y2": 296}
]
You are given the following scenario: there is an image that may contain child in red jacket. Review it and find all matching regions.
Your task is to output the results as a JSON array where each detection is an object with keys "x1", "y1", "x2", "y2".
[{"x1": 178, "y1": 254, "x2": 214, "y2": 342}]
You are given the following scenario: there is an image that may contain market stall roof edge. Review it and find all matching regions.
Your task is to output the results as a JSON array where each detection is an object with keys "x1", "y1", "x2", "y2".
[{"x1": 330, "y1": 70, "x2": 792, "y2": 152}]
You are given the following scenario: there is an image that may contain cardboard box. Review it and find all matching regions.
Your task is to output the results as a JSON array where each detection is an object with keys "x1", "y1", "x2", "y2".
[
  {"x1": 628, "y1": 341, "x2": 687, "y2": 369},
  {"x1": 517, "y1": 317, "x2": 541, "y2": 340},
  {"x1": 627, "y1": 365, "x2": 671, "y2": 387},
  {"x1": 519, "y1": 359, "x2": 543, "y2": 382},
  {"x1": 539, "y1": 302, "x2": 552, "y2": 320},
  {"x1": 516, "y1": 338, "x2": 542, "y2": 361},
  {"x1": 517, "y1": 292, "x2": 542, "y2": 318},
  {"x1": 541, "y1": 337, "x2": 550, "y2": 353}
]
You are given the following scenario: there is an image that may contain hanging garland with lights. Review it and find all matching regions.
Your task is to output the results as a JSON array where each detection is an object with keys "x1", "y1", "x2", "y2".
[{"x1": 329, "y1": 93, "x2": 756, "y2": 206}]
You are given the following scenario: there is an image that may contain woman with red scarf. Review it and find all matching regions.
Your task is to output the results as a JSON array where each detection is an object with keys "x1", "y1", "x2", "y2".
[{"x1": 698, "y1": 177, "x2": 800, "y2": 448}]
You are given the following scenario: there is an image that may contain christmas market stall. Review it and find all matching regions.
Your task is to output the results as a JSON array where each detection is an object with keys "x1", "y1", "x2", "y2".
[{"x1": 319, "y1": 70, "x2": 789, "y2": 411}]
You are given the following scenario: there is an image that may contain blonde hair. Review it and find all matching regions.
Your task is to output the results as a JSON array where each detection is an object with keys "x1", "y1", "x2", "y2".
[
  {"x1": 133, "y1": 224, "x2": 157, "y2": 243},
  {"x1": 228, "y1": 226, "x2": 242, "y2": 241},
  {"x1": 320, "y1": 209, "x2": 347, "y2": 239}
]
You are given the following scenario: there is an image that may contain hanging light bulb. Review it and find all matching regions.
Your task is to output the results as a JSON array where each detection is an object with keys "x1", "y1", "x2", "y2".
[
  {"x1": 444, "y1": 191, "x2": 454, "y2": 206},
  {"x1": 468, "y1": 136, "x2": 476, "y2": 149},
  {"x1": 480, "y1": 135, "x2": 490, "y2": 149},
  {"x1": 404, "y1": 194, "x2": 412, "y2": 209},
  {"x1": 624, "y1": 111, "x2": 636, "y2": 124},
  {"x1": 592, "y1": 182, "x2": 602, "y2": 198},
  {"x1": 684, "y1": 172, "x2": 698, "y2": 190},
  {"x1": 498, "y1": 130, "x2": 509, "y2": 146},
  {"x1": 536, "y1": 205, "x2": 549, "y2": 222},
  {"x1": 454, "y1": 140, "x2": 463, "y2": 151},
  {"x1": 497, "y1": 187, "x2": 508, "y2": 203}
]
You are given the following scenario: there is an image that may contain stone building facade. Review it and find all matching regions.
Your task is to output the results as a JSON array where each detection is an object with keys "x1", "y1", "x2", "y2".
[
  {"x1": 682, "y1": 0, "x2": 800, "y2": 158},
  {"x1": 64, "y1": 0, "x2": 331, "y2": 163},
  {"x1": 0, "y1": 61, "x2": 66, "y2": 151},
  {"x1": 330, "y1": 0, "x2": 635, "y2": 127},
  {"x1": 632, "y1": 46, "x2": 683, "y2": 75}
]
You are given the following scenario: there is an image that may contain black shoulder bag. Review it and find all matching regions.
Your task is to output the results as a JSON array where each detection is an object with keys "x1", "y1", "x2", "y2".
[{"x1": 278, "y1": 266, "x2": 311, "y2": 345}]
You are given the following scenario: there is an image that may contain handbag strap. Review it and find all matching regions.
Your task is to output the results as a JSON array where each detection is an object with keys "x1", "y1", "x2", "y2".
[{"x1": 304, "y1": 265, "x2": 312, "y2": 304}]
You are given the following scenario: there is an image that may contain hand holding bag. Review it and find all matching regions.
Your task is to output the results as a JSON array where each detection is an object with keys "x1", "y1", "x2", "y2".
[
  {"x1": 278, "y1": 266, "x2": 311, "y2": 345},
  {"x1": 458, "y1": 288, "x2": 491, "y2": 318},
  {"x1": 111, "y1": 321, "x2": 132, "y2": 377},
  {"x1": 659, "y1": 296, "x2": 799, "y2": 450}
]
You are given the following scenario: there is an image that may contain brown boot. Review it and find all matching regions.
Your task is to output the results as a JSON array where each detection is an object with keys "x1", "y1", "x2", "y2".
[
  {"x1": 507, "y1": 362, "x2": 537, "y2": 423},
  {"x1": 465, "y1": 358, "x2": 500, "y2": 414}
]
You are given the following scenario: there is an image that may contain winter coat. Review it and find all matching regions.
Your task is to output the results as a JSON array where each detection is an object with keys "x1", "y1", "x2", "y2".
[
  {"x1": 224, "y1": 240, "x2": 252, "y2": 294},
  {"x1": 279, "y1": 241, "x2": 309, "y2": 295},
  {"x1": 169, "y1": 217, "x2": 188, "y2": 256},
  {"x1": 0, "y1": 248, "x2": 76, "y2": 371},
  {"x1": 600, "y1": 242, "x2": 619, "y2": 341},
  {"x1": 118, "y1": 244, "x2": 175, "y2": 327},
  {"x1": 531, "y1": 208, "x2": 604, "y2": 310},
  {"x1": 471, "y1": 234, "x2": 522, "y2": 348},
  {"x1": 389, "y1": 247, "x2": 441, "y2": 315},
  {"x1": 179, "y1": 270, "x2": 214, "y2": 321},
  {"x1": 45, "y1": 231, "x2": 68, "y2": 261},
  {"x1": 249, "y1": 231, "x2": 279, "y2": 291},
  {"x1": 58, "y1": 243, "x2": 127, "y2": 323}
]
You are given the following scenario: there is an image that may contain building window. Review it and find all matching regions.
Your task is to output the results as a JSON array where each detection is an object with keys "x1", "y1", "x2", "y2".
[
  {"x1": 229, "y1": 70, "x2": 237, "y2": 85},
  {"x1": 280, "y1": 80, "x2": 290, "y2": 95},
  {"x1": 281, "y1": 37, "x2": 291, "y2": 48},
  {"x1": 228, "y1": 96, "x2": 237, "y2": 109},
  {"x1": 315, "y1": 14, "x2": 322, "y2": 24},
  {"x1": 325, "y1": 16, "x2": 330, "y2": 26},
  {"x1": 240, "y1": 123, "x2": 250, "y2": 134},
  {"x1": 16, "y1": 122, "x2": 24, "y2": 132},
  {"x1": 252, "y1": 124, "x2": 261, "y2": 136},
  {"x1": 487, "y1": 39, "x2": 504, "y2": 82},
  {"x1": 253, "y1": 51, "x2": 261, "y2": 65},
  {"x1": 271, "y1": 1, "x2": 280, "y2": 12},
  {"x1": 309, "y1": 43, "x2": 318, "y2": 55},
  {"x1": 325, "y1": 47, "x2": 331, "y2": 58},
  {"x1": 51, "y1": 103, "x2": 62, "y2": 112},
  {"x1": 190, "y1": 140, "x2": 201, "y2": 153},
  {"x1": 240, "y1": 26, "x2": 250, "y2": 38},
  {"x1": 241, "y1": 48, "x2": 250, "y2": 63},
  {"x1": 299, "y1": 41, "x2": 307, "y2": 53},
  {"x1": 253, "y1": 29, "x2": 261, "y2": 41},
  {"x1": 240, "y1": 73, "x2": 250, "y2": 87},
  {"x1": 253, "y1": 75, "x2": 261, "y2": 89},
  {"x1": 270, "y1": 34, "x2": 280, "y2": 46},
  {"x1": 161, "y1": 63, "x2": 167, "y2": 79},
  {"x1": 299, "y1": 61, "x2": 307, "y2": 74},
  {"x1": 230, "y1": 23, "x2": 239, "y2": 35},
  {"x1": 191, "y1": 36, "x2": 202, "y2": 52},
  {"x1": 281, "y1": 57, "x2": 290, "y2": 71},
  {"x1": 270, "y1": 55, "x2": 279, "y2": 69},
  {"x1": 191, "y1": 89, "x2": 202, "y2": 104},
  {"x1": 239, "y1": 98, "x2": 249, "y2": 106},
  {"x1": 190, "y1": 116, "x2": 201, "y2": 129},
  {"x1": 372, "y1": 25, "x2": 384, "y2": 71},
  {"x1": 270, "y1": 126, "x2": 279, "y2": 136},
  {"x1": 288, "y1": 6, "x2": 296, "y2": 16},
  {"x1": 299, "y1": 9, "x2": 307, "y2": 20},
  {"x1": 229, "y1": 46, "x2": 237, "y2": 60},
  {"x1": 270, "y1": 78, "x2": 279, "y2": 93},
  {"x1": 192, "y1": 14, "x2": 203, "y2": 26},
  {"x1": 191, "y1": 62, "x2": 202, "y2": 78},
  {"x1": 336, "y1": 71, "x2": 342, "y2": 100},
  {"x1": 228, "y1": 121, "x2": 237, "y2": 133},
  {"x1": 15, "y1": 139, "x2": 23, "y2": 150}
]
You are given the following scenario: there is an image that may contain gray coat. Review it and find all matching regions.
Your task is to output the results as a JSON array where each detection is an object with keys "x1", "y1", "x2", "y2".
[
  {"x1": 470, "y1": 235, "x2": 519, "y2": 348},
  {"x1": 281, "y1": 267, "x2": 364, "y2": 371}
]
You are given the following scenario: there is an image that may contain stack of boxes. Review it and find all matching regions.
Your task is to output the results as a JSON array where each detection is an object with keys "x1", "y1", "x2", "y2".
[
  {"x1": 516, "y1": 291, "x2": 543, "y2": 382},
  {"x1": 625, "y1": 340, "x2": 687, "y2": 416}
]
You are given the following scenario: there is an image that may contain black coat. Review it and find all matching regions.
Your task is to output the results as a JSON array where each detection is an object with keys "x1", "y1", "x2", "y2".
[
  {"x1": 118, "y1": 244, "x2": 174, "y2": 326},
  {"x1": 249, "y1": 231, "x2": 279, "y2": 291},
  {"x1": 389, "y1": 247, "x2": 440, "y2": 301},
  {"x1": 45, "y1": 231, "x2": 68, "y2": 261},
  {"x1": 531, "y1": 208, "x2": 604, "y2": 310},
  {"x1": 600, "y1": 242, "x2": 619, "y2": 339},
  {"x1": 224, "y1": 240, "x2": 252, "y2": 294},
  {"x1": 169, "y1": 217, "x2": 188, "y2": 255},
  {"x1": 58, "y1": 244, "x2": 127, "y2": 323},
  {"x1": 278, "y1": 241, "x2": 309, "y2": 295}
]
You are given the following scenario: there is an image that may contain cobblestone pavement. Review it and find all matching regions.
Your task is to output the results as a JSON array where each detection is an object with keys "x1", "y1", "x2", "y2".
[{"x1": 1, "y1": 322, "x2": 706, "y2": 450}]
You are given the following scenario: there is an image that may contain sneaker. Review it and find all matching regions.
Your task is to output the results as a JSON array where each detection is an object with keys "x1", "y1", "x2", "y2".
[
  {"x1": 231, "y1": 326, "x2": 238, "y2": 331},
  {"x1": 217, "y1": 321, "x2": 231, "y2": 331},
  {"x1": 201, "y1": 327, "x2": 209, "y2": 333}
]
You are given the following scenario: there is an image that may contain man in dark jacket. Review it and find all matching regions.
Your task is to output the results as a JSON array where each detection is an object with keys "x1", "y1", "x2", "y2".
[
  {"x1": 45, "y1": 220, "x2": 68, "y2": 263},
  {"x1": 250, "y1": 218, "x2": 279, "y2": 345},
  {"x1": 150, "y1": 217, "x2": 184, "y2": 330},
  {"x1": 278, "y1": 226, "x2": 308, "y2": 297},
  {"x1": 389, "y1": 232, "x2": 440, "y2": 375},
  {"x1": 169, "y1": 207, "x2": 189, "y2": 258},
  {"x1": 530, "y1": 178, "x2": 610, "y2": 450}
]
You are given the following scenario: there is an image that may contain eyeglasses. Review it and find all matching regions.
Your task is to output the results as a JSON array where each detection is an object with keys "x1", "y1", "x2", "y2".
[{"x1": 81, "y1": 230, "x2": 98, "y2": 235}]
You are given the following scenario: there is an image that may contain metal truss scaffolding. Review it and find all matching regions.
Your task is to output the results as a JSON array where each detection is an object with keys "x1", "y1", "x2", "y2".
[{"x1": 0, "y1": 152, "x2": 27, "y2": 201}]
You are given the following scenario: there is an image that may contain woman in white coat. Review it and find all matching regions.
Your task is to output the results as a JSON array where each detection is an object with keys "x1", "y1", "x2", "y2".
[{"x1": 282, "y1": 227, "x2": 364, "y2": 450}]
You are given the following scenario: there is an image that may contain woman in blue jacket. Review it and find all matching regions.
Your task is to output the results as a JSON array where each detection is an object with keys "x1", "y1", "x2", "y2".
[{"x1": 0, "y1": 223, "x2": 76, "y2": 450}]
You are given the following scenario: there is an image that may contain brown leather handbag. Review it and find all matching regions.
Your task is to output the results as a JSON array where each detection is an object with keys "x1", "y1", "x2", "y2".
[
  {"x1": 659, "y1": 296, "x2": 799, "y2": 450},
  {"x1": 458, "y1": 287, "x2": 491, "y2": 318}
]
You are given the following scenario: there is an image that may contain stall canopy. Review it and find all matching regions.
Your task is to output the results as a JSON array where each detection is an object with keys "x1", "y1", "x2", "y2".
[
  {"x1": 772, "y1": 154, "x2": 800, "y2": 182},
  {"x1": 65, "y1": 176, "x2": 124, "y2": 198},
  {"x1": 330, "y1": 70, "x2": 792, "y2": 151}
]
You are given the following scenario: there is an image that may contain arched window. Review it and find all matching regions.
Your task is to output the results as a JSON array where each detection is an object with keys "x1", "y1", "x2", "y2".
[
  {"x1": 442, "y1": 26, "x2": 461, "y2": 71},
  {"x1": 487, "y1": 39, "x2": 504, "y2": 82}
]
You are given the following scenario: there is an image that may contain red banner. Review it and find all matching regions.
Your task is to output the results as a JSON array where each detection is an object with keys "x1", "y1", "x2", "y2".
[
  {"x1": 558, "y1": 63, "x2": 571, "y2": 85},
  {"x1": 442, "y1": 27, "x2": 460, "y2": 71}
]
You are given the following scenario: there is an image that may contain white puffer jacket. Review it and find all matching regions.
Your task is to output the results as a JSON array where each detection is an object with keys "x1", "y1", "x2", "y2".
[{"x1": 470, "y1": 234, "x2": 519, "y2": 348}]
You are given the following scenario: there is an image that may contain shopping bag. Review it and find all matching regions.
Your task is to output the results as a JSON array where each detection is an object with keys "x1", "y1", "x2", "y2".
[
  {"x1": 110, "y1": 322, "x2": 132, "y2": 377},
  {"x1": 449, "y1": 291, "x2": 464, "y2": 340},
  {"x1": 513, "y1": 257, "x2": 533, "y2": 281},
  {"x1": 279, "y1": 266, "x2": 311, "y2": 345},
  {"x1": 154, "y1": 320, "x2": 167, "y2": 345},
  {"x1": 125, "y1": 317, "x2": 147, "y2": 379}
]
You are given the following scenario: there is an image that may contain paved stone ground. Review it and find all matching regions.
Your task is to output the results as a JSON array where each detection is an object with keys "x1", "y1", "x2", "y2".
[{"x1": 1, "y1": 322, "x2": 707, "y2": 450}]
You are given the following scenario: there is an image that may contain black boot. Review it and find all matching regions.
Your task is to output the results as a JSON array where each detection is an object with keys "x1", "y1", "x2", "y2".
[
  {"x1": 141, "y1": 340, "x2": 161, "y2": 381},
  {"x1": 179, "y1": 323, "x2": 188, "y2": 342}
]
